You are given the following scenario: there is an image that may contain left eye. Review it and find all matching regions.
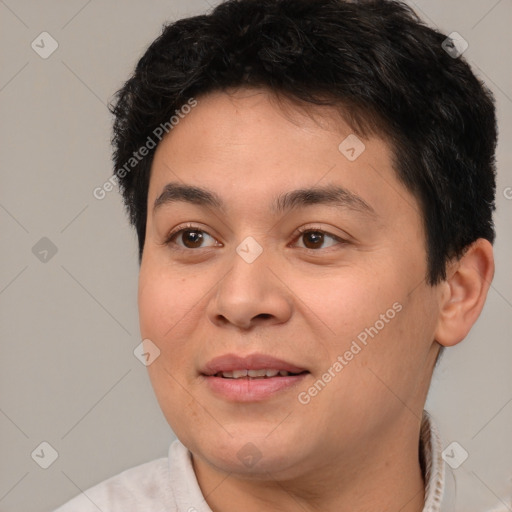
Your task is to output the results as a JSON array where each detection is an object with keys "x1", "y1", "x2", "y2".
[
  {"x1": 167, "y1": 228, "x2": 219, "y2": 249},
  {"x1": 293, "y1": 230, "x2": 342, "y2": 250}
]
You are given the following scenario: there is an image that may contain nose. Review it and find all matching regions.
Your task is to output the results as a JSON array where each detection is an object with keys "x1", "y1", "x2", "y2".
[{"x1": 206, "y1": 248, "x2": 293, "y2": 331}]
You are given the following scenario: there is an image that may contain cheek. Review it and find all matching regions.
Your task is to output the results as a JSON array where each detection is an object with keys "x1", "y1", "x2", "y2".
[
  {"x1": 138, "y1": 269, "x2": 194, "y2": 405},
  {"x1": 138, "y1": 274, "x2": 168, "y2": 339},
  {"x1": 138, "y1": 265, "x2": 192, "y2": 340},
  {"x1": 305, "y1": 260, "x2": 432, "y2": 374},
  {"x1": 293, "y1": 267, "x2": 398, "y2": 348},
  {"x1": 137, "y1": 264, "x2": 210, "y2": 377}
]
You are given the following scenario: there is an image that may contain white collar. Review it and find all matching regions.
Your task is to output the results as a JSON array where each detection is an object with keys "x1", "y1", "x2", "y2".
[{"x1": 420, "y1": 410, "x2": 456, "y2": 511}]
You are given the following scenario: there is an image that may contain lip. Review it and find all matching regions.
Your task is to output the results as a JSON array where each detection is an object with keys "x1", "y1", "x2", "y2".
[
  {"x1": 200, "y1": 353, "x2": 309, "y2": 402},
  {"x1": 201, "y1": 353, "x2": 308, "y2": 376}
]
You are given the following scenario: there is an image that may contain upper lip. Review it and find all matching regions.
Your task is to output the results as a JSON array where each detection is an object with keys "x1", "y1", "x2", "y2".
[{"x1": 201, "y1": 353, "x2": 308, "y2": 376}]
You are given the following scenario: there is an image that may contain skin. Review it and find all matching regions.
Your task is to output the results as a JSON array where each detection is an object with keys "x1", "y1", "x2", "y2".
[{"x1": 138, "y1": 87, "x2": 494, "y2": 512}]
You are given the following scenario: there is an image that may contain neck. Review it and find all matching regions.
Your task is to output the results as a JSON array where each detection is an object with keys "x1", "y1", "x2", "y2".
[{"x1": 191, "y1": 414, "x2": 426, "y2": 512}]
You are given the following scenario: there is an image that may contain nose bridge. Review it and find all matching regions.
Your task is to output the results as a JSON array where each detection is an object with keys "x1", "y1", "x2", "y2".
[
  {"x1": 207, "y1": 240, "x2": 292, "y2": 329},
  {"x1": 224, "y1": 243, "x2": 268, "y2": 298}
]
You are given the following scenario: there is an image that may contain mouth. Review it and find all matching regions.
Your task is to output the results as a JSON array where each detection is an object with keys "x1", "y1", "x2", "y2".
[
  {"x1": 201, "y1": 352, "x2": 309, "y2": 377},
  {"x1": 200, "y1": 353, "x2": 310, "y2": 401},
  {"x1": 212, "y1": 369, "x2": 308, "y2": 379}
]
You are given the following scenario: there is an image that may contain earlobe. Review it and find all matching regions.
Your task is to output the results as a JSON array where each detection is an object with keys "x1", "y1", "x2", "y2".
[{"x1": 434, "y1": 238, "x2": 494, "y2": 347}]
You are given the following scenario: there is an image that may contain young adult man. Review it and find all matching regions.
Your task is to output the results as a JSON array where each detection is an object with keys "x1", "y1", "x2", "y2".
[{"x1": 56, "y1": 0, "x2": 500, "y2": 510}]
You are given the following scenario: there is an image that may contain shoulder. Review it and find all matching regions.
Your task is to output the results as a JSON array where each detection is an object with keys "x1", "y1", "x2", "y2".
[{"x1": 54, "y1": 447, "x2": 177, "y2": 512}]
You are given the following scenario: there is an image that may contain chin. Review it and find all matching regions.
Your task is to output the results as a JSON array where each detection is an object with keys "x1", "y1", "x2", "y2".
[{"x1": 190, "y1": 432, "x2": 306, "y2": 477}]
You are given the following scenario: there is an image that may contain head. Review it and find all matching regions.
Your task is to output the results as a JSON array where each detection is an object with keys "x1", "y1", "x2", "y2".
[{"x1": 110, "y1": 0, "x2": 496, "y2": 479}]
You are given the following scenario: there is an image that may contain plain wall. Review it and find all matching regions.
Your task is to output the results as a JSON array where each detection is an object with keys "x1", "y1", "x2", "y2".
[{"x1": 0, "y1": 1, "x2": 511, "y2": 511}]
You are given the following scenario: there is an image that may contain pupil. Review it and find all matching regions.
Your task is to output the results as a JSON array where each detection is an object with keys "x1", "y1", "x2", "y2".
[
  {"x1": 304, "y1": 231, "x2": 323, "y2": 249},
  {"x1": 183, "y1": 230, "x2": 203, "y2": 248}
]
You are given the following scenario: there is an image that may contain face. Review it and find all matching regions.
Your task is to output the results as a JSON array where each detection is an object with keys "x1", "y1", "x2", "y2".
[{"x1": 138, "y1": 87, "x2": 442, "y2": 479}]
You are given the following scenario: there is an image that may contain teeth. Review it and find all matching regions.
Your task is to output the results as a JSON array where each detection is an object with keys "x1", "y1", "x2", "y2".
[
  {"x1": 247, "y1": 369, "x2": 267, "y2": 378},
  {"x1": 218, "y1": 369, "x2": 293, "y2": 379}
]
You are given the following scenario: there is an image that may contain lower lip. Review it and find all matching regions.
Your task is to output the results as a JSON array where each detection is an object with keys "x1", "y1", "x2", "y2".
[{"x1": 202, "y1": 374, "x2": 309, "y2": 402}]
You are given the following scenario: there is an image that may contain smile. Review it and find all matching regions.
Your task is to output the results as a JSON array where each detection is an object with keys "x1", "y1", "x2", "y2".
[{"x1": 216, "y1": 369, "x2": 304, "y2": 379}]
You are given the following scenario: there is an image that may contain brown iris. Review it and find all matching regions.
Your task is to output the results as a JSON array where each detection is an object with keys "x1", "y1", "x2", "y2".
[
  {"x1": 302, "y1": 231, "x2": 325, "y2": 249},
  {"x1": 180, "y1": 229, "x2": 204, "y2": 248}
]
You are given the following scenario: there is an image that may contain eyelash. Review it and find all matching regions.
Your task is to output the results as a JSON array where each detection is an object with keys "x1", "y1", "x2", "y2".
[{"x1": 164, "y1": 223, "x2": 347, "y2": 252}]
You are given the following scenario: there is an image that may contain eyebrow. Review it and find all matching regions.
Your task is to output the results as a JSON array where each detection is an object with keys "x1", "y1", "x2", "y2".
[{"x1": 153, "y1": 182, "x2": 376, "y2": 217}]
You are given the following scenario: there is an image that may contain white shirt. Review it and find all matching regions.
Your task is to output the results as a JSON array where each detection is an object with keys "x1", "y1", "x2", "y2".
[{"x1": 51, "y1": 411, "x2": 488, "y2": 511}]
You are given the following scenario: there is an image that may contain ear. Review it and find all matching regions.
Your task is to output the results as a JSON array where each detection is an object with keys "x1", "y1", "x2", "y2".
[{"x1": 434, "y1": 238, "x2": 495, "y2": 347}]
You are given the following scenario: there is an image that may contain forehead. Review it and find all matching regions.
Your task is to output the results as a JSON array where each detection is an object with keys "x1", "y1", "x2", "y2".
[{"x1": 148, "y1": 87, "x2": 420, "y2": 224}]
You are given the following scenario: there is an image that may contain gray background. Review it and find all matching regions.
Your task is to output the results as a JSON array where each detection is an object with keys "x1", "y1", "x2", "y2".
[{"x1": 0, "y1": 1, "x2": 511, "y2": 511}]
